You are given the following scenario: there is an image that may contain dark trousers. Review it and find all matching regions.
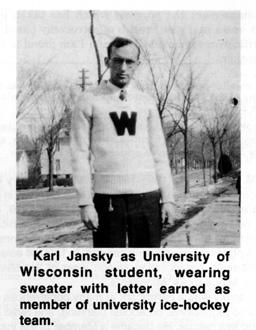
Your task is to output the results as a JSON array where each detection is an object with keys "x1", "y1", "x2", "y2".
[{"x1": 93, "y1": 190, "x2": 162, "y2": 248}]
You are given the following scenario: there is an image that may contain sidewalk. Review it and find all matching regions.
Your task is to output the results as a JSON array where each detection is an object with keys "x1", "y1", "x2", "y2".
[{"x1": 162, "y1": 179, "x2": 240, "y2": 248}]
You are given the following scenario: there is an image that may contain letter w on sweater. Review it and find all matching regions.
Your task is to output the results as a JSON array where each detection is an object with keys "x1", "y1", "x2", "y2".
[{"x1": 109, "y1": 111, "x2": 137, "y2": 135}]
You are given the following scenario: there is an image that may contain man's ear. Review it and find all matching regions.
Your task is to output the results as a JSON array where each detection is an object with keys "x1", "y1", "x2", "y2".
[{"x1": 104, "y1": 57, "x2": 110, "y2": 68}]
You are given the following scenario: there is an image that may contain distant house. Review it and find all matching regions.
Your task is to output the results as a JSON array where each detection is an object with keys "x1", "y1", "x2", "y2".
[
  {"x1": 16, "y1": 150, "x2": 29, "y2": 179},
  {"x1": 16, "y1": 134, "x2": 42, "y2": 183},
  {"x1": 40, "y1": 131, "x2": 72, "y2": 179}
]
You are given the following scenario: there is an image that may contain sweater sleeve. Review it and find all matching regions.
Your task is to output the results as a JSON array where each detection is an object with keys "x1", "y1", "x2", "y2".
[
  {"x1": 70, "y1": 92, "x2": 94, "y2": 206},
  {"x1": 148, "y1": 100, "x2": 175, "y2": 203}
]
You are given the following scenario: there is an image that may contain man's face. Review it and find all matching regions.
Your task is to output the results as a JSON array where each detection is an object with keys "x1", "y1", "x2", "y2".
[{"x1": 106, "y1": 43, "x2": 140, "y2": 88}]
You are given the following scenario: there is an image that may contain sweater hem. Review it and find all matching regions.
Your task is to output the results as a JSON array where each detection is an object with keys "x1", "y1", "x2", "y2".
[{"x1": 94, "y1": 171, "x2": 159, "y2": 195}]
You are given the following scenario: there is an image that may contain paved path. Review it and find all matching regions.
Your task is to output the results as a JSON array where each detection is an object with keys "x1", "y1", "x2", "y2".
[{"x1": 162, "y1": 180, "x2": 240, "y2": 248}]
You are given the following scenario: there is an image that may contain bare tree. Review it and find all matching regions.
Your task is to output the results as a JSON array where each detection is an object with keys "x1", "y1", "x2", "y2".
[
  {"x1": 200, "y1": 99, "x2": 239, "y2": 182},
  {"x1": 165, "y1": 133, "x2": 183, "y2": 175},
  {"x1": 201, "y1": 122, "x2": 219, "y2": 183},
  {"x1": 218, "y1": 103, "x2": 240, "y2": 174},
  {"x1": 169, "y1": 69, "x2": 199, "y2": 193},
  {"x1": 27, "y1": 123, "x2": 45, "y2": 187},
  {"x1": 36, "y1": 80, "x2": 76, "y2": 191},
  {"x1": 200, "y1": 133, "x2": 210, "y2": 186},
  {"x1": 192, "y1": 130, "x2": 212, "y2": 186},
  {"x1": 225, "y1": 125, "x2": 240, "y2": 170},
  {"x1": 133, "y1": 31, "x2": 195, "y2": 123},
  {"x1": 16, "y1": 63, "x2": 49, "y2": 123}
]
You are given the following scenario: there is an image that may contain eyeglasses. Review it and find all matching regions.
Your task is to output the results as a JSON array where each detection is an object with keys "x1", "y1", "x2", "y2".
[{"x1": 110, "y1": 57, "x2": 137, "y2": 68}]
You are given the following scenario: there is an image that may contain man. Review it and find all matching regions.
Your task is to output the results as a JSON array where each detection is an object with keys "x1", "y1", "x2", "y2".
[{"x1": 70, "y1": 37, "x2": 175, "y2": 247}]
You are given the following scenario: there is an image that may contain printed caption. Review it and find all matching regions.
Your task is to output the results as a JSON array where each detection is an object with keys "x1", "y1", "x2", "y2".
[{"x1": 19, "y1": 250, "x2": 231, "y2": 326}]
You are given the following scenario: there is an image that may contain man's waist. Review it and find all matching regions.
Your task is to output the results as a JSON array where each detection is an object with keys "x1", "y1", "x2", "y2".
[{"x1": 94, "y1": 170, "x2": 159, "y2": 195}]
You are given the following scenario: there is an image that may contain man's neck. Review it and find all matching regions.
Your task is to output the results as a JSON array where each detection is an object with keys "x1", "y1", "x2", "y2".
[{"x1": 109, "y1": 79, "x2": 130, "y2": 90}]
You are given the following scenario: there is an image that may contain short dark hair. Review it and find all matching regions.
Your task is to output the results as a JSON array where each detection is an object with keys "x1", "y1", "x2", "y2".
[{"x1": 107, "y1": 37, "x2": 140, "y2": 59}]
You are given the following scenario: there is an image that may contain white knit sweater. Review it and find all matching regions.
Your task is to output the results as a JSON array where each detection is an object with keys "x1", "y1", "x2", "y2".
[{"x1": 70, "y1": 80, "x2": 174, "y2": 206}]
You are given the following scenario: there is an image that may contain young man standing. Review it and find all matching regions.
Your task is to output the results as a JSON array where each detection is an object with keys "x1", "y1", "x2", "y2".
[{"x1": 71, "y1": 37, "x2": 175, "y2": 247}]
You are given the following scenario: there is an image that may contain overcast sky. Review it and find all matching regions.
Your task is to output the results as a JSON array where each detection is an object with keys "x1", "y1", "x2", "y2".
[{"x1": 17, "y1": 10, "x2": 240, "y2": 102}]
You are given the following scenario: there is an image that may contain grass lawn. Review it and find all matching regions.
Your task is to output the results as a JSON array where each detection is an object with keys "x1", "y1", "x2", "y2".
[
  {"x1": 16, "y1": 186, "x2": 76, "y2": 200},
  {"x1": 16, "y1": 192, "x2": 92, "y2": 247}
]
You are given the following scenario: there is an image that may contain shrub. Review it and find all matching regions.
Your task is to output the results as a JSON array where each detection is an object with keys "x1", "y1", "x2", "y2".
[
  {"x1": 56, "y1": 178, "x2": 66, "y2": 186},
  {"x1": 17, "y1": 177, "x2": 42, "y2": 189},
  {"x1": 42, "y1": 179, "x2": 48, "y2": 187},
  {"x1": 16, "y1": 178, "x2": 29, "y2": 190},
  {"x1": 41, "y1": 177, "x2": 57, "y2": 187},
  {"x1": 66, "y1": 178, "x2": 73, "y2": 186},
  {"x1": 218, "y1": 154, "x2": 233, "y2": 175},
  {"x1": 55, "y1": 178, "x2": 73, "y2": 187}
]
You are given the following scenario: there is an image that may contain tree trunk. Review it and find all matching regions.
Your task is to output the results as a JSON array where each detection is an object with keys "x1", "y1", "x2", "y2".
[
  {"x1": 89, "y1": 11, "x2": 102, "y2": 85},
  {"x1": 219, "y1": 140, "x2": 223, "y2": 178},
  {"x1": 184, "y1": 130, "x2": 190, "y2": 193},
  {"x1": 201, "y1": 143, "x2": 206, "y2": 186},
  {"x1": 33, "y1": 161, "x2": 41, "y2": 188},
  {"x1": 213, "y1": 144, "x2": 218, "y2": 183},
  {"x1": 209, "y1": 161, "x2": 212, "y2": 184},
  {"x1": 175, "y1": 158, "x2": 178, "y2": 175},
  {"x1": 47, "y1": 149, "x2": 54, "y2": 192},
  {"x1": 203, "y1": 160, "x2": 206, "y2": 186}
]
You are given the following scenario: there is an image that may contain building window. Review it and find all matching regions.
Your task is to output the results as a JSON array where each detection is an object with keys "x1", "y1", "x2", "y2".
[
  {"x1": 56, "y1": 159, "x2": 61, "y2": 171},
  {"x1": 56, "y1": 140, "x2": 60, "y2": 151}
]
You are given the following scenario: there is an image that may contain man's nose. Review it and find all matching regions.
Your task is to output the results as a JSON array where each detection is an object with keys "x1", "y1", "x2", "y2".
[{"x1": 120, "y1": 60, "x2": 128, "y2": 70}]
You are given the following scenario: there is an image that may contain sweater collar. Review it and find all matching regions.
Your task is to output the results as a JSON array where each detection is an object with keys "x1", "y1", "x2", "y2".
[{"x1": 106, "y1": 80, "x2": 134, "y2": 94}]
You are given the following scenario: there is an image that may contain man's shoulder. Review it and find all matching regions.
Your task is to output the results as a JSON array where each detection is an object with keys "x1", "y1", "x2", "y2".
[
  {"x1": 76, "y1": 83, "x2": 106, "y2": 104},
  {"x1": 131, "y1": 85, "x2": 155, "y2": 105}
]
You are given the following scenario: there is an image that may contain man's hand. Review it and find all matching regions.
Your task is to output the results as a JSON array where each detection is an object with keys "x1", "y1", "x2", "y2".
[
  {"x1": 80, "y1": 205, "x2": 99, "y2": 231},
  {"x1": 161, "y1": 202, "x2": 175, "y2": 226}
]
